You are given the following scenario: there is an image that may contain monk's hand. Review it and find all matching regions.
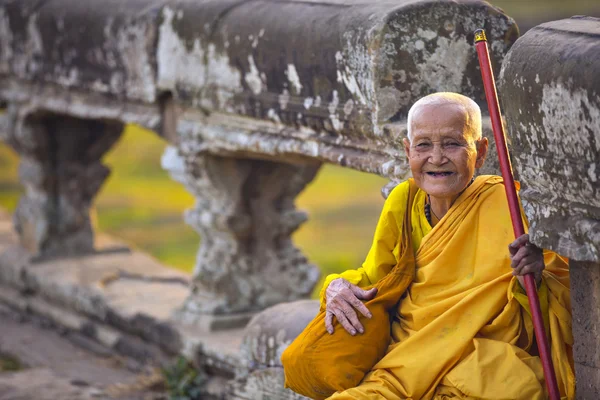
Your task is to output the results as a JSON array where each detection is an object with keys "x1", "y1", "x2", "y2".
[
  {"x1": 509, "y1": 234, "x2": 544, "y2": 287},
  {"x1": 324, "y1": 278, "x2": 377, "y2": 335}
]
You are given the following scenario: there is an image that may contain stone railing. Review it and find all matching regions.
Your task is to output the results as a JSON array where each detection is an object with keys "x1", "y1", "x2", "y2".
[
  {"x1": 0, "y1": 0, "x2": 515, "y2": 321},
  {"x1": 6, "y1": 1, "x2": 597, "y2": 399},
  {"x1": 499, "y1": 16, "x2": 600, "y2": 398},
  {"x1": 0, "y1": 0, "x2": 518, "y2": 397}
]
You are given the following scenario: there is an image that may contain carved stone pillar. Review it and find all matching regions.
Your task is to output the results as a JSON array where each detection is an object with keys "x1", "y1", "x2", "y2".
[
  {"x1": 3, "y1": 113, "x2": 123, "y2": 259},
  {"x1": 162, "y1": 146, "x2": 321, "y2": 328}
]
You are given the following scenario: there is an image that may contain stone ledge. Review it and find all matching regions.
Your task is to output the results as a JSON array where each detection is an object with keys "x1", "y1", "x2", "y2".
[
  {"x1": 0, "y1": 283, "x2": 169, "y2": 366},
  {"x1": 0, "y1": 0, "x2": 517, "y2": 133},
  {"x1": 0, "y1": 368, "x2": 109, "y2": 400},
  {"x1": 0, "y1": 208, "x2": 321, "y2": 398},
  {"x1": 231, "y1": 367, "x2": 309, "y2": 400},
  {"x1": 1, "y1": 0, "x2": 517, "y2": 181},
  {"x1": 0, "y1": 282, "x2": 245, "y2": 398},
  {"x1": 0, "y1": 208, "x2": 246, "y2": 379},
  {"x1": 0, "y1": 240, "x2": 191, "y2": 350}
]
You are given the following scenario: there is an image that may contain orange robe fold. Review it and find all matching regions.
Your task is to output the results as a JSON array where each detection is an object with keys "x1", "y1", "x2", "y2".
[{"x1": 324, "y1": 175, "x2": 574, "y2": 399}]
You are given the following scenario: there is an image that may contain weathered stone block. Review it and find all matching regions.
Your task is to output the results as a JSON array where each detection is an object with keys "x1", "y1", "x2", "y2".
[
  {"x1": 575, "y1": 363, "x2": 600, "y2": 400},
  {"x1": 231, "y1": 367, "x2": 309, "y2": 400},
  {"x1": 1, "y1": 0, "x2": 519, "y2": 180},
  {"x1": 571, "y1": 261, "x2": 600, "y2": 370},
  {"x1": 498, "y1": 16, "x2": 600, "y2": 397},
  {"x1": 498, "y1": 16, "x2": 600, "y2": 262},
  {"x1": 0, "y1": 0, "x2": 162, "y2": 102},
  {"x1": 159, "y1": 0, "x2": 517, "y2": 136},
  {"x1": 240, "y1": 300, "x2": 320, "y2": 370},
  {"x1": 234, "y1": 300, "x2": 319, "y2": 399},
  {"x1": 167, "y1": 0, "x2": 517, "y2": 180}
]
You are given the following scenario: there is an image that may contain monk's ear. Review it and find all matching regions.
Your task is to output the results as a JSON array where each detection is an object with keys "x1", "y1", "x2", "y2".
[
  {"x1": 403, "y1": 138, "x2": 411, "y2": 158},
  {"x1": 475, "y1": 137, "x2": 488, "y2": 168}
]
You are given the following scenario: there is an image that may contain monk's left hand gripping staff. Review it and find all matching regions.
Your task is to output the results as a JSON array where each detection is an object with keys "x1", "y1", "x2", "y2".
[{"x1": 473, "y1": 29, "x2": 561, "y2": 400}]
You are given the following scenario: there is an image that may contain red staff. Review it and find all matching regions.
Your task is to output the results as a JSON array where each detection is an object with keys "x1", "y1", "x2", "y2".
[{"x1": 474, "y1": 29, "x2": 560, "y2": 400}]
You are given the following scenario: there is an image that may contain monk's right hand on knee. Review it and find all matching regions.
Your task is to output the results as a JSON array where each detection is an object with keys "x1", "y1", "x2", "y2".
[{"x1": 325, "y1": 278, "x2": 377, "y2": 335}]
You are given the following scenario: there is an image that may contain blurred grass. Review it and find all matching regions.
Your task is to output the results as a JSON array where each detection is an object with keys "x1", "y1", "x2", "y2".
[
  {"x1": 0, "y1": 125, "x2": 387, "y2": 298},
  {"x1": 491, "y1": 0, "x2": 599, "y2": 32},
  {"x1": 0, "y1": 143, "x2": 20, "y2": 212},
  {"x1": 0, "y1": 352, "x2": 23, "y2": 372},
  {"x1": 492, "y1": 0, "x2": 598, "y2": 16}
]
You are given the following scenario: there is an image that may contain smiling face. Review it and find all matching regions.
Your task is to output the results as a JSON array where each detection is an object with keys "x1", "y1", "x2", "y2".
[{"x1": 403, "y1": 102, "x2": 488, "y2": 201}]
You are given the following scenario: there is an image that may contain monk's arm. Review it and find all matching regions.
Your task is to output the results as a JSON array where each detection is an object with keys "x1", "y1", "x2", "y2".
[{"x1": 319, "y1": 182, "x2": 407, "y2": 309}]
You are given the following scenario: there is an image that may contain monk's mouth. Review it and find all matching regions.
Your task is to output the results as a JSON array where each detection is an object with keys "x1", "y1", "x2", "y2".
[{"x1": 426, "y1": 172, "x2": 453, "y2": 177}]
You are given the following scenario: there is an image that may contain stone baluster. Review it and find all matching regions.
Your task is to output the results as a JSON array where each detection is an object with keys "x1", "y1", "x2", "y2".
[
  {"x1": 2, "y1": 111, "x2": 123, "y2": 259},
  {"x1": 162, "y1": 146, "x2": 321, "y2": 328}
]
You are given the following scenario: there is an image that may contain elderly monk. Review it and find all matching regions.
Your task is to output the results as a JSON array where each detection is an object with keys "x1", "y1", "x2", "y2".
[{"x1": 320, "y1": 92, "x2": 574, "y2": 399}]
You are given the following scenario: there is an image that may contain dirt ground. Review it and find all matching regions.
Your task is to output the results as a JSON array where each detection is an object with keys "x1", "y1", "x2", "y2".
[{"x1": 0, "y1": 303, "x2": 167, "y2": 400}]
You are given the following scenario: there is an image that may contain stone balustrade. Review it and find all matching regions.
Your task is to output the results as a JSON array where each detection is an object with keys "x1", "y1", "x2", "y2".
[
  {"x1": 499, "y1": 16, "x2": 600, "y2": 398},
  {"x1": 0, "y1": 0, "x2": 516, "y2": 327},
  {"x1": 0, "y1": 1, "x2": 521, "y2": 397},
  {"x1": 4, "y1": 1, "x2": 598, "y2": 399}
]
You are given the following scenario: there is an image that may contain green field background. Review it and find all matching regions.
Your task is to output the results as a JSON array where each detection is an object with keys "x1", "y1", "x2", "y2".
[{"x1": 0, "y1": 0, "x2": 597, "y2": 297}]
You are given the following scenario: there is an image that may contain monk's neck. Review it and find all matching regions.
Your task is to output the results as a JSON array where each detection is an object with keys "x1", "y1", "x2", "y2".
[{"x1": 429, "y1": 195, "x2": 459, "y2": 220}]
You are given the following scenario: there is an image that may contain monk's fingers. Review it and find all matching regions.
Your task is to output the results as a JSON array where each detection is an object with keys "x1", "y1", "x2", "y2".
[
  {"x1": 331, "y1": 307, "x2": 358, "y2": 335},
  {"x1": 526, "y1": 241, "x2": 543, "y2": 256},
  {"x1": 509, "y1": 234, "x2": 529, "y2": 255},
  {"x1": 338, "y1": 288, "x2": 369, "y2": 318},
  {"x1": 339, "y1": 302, "x2": 364, "y2": 334},
  {"x1": 513, "y1": 259, "x2": 544, "y2": 278},
  {"x1": 510, "y1": 246, "x2": 530, "y2": 268},
  {"x1": 511, "y1": 244, "x2": 541, "y2": 268},
  {"x1": 515, "y1": 264, "x2": 542, "y2": 286},
  {"x1": 508, "y1": 243, "x2": 518, "y2": 256},
  {"x1": 508, "y1": 234, "x2": 533, "y2": 257},
  {"x1": 351, "y1": 285, "x2": 378, "y2": 301},
  {"x1": 325, "y1": 311, "x2": 334, "y2": 334},
  {"x1": 514, "y1": 255, "x2": 538, "y2": 273},
  {"x1": 346, "y1": 292, "x2": 372, "y2": 319},
  {"x1": 512, "y1": 259, "x2": 531, "y2": 275},
  {"x1": 519, "y1": 261, "x2": 545, "y2": 277},
  {"x1": 354, "y1": 301, "x2": 372, "y2": 320},
  {"x1": 515, "y1": 234, "x2": 530, "y2": 248}
]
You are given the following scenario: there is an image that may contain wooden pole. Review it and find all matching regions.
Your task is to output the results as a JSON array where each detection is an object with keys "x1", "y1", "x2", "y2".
[{"x1": 474, "y1": 29, "x2": 560, "y2": 400}]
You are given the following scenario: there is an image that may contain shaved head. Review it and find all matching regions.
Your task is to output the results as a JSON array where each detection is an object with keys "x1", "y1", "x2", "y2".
[{"x1": 407, "y1": 92, "x2": 482, "y2": 143}]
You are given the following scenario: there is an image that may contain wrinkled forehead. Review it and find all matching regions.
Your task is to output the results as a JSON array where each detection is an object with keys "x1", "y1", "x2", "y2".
[{"x1": 410, "y1": 103, "x2": 472, "y2": 138}]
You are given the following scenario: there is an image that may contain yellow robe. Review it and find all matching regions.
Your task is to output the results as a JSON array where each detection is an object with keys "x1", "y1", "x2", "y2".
[{"x1": 320, "y1": 175, "x2": 574, "y2": 399}]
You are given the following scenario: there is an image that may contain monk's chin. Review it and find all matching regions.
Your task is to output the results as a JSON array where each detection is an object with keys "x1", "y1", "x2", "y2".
[{"x1": 420, "y1": 179, "x2": 467, "y2": 198}]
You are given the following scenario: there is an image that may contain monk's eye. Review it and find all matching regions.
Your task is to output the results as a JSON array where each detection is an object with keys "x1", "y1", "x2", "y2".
[{"x1": 415, "y1": 142, "x2": 431, "y2": 149}]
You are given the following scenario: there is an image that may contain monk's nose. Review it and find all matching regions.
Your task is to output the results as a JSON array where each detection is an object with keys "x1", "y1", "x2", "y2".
[{"x1": 429, "y1": 145, "x2": 446, "y2": 164}]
